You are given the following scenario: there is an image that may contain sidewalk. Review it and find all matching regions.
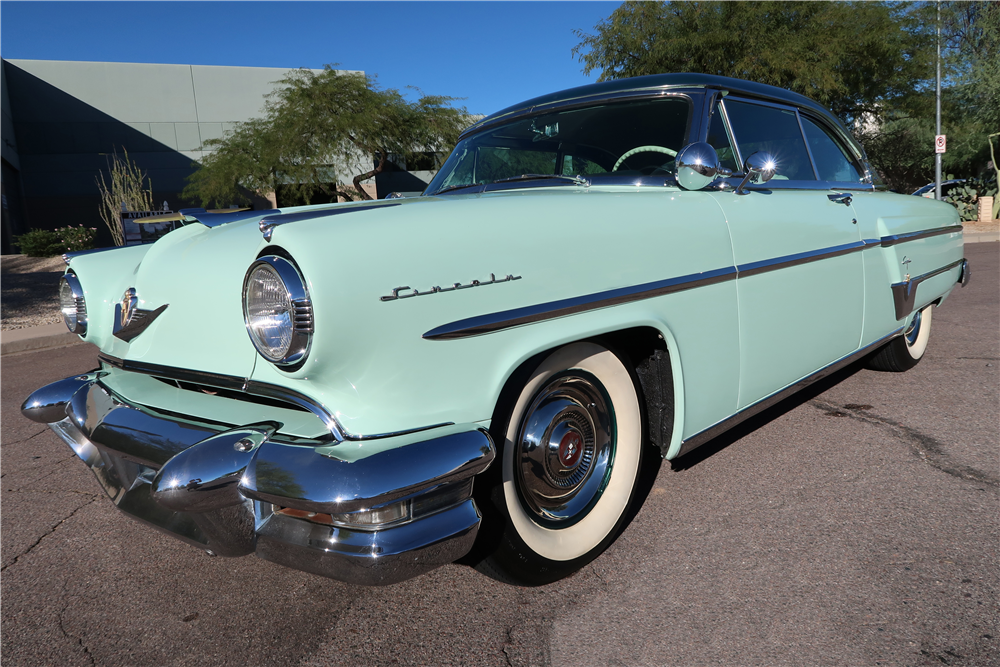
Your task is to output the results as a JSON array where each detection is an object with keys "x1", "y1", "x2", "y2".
[
  {"x1": 964, "y1": 228, "x2": 1000, "y2": 243},
  {"x1": 1, "y1": 323, "x2": 83, "y2": 356}
]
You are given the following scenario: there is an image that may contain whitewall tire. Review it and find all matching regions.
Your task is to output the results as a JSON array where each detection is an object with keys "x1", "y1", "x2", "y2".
[
  {"x1": 478, "y1": 342, "x2": 645, "y2": 585},
  {"x1": 868, "y1": 305, "x2": 933, "y2": 372}
]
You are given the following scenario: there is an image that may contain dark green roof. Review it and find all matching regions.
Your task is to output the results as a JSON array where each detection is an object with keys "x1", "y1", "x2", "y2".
[{"x1": 473, "y1": 73, "x2": 838, "y2": 132}]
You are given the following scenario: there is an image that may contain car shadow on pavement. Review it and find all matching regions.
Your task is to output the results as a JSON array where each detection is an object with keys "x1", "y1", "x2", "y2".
[{"x1": 670, "y1": 359, "x2": 868, "y2": 471}]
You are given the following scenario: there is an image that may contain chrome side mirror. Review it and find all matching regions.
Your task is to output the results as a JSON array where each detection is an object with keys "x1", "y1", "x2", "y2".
[
  {"x1": 734, "y1": 152, "x2": 776, "y2": 195},
  {"x1": 675, "y1": 142, "x2": 731, "y2": 191}
]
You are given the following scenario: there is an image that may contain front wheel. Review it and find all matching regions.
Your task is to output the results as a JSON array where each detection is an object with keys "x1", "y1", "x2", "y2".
[
  {"x1": 868, "y1": 304, "x2": 933, "y2": 372},
  {"x1": 477, "y1": 342, "x2": 645, "y2": 585}
]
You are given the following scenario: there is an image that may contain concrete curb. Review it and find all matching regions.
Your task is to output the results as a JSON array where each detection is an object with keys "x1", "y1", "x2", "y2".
[
  {"x1": 965, "y1": 232, "x2": 1000, "y2": 244},
  {"x1": 1, "y1": 323, "x2": 83, "y2": 356}
]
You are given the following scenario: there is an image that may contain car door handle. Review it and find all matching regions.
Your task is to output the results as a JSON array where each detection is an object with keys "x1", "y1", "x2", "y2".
[{"x1": 828, "y1": 193, "x2": 853, "y2": 206}]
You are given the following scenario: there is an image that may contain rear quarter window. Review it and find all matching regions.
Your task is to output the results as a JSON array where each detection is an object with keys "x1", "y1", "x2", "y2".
[{"x1": 800, "y1": 116, "x2": 864, "y2": 183}]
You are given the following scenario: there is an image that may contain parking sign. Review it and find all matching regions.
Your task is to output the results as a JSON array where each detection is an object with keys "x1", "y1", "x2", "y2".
[{"x1": 935, "y1": 135, "x2": 947, "y2": 154}]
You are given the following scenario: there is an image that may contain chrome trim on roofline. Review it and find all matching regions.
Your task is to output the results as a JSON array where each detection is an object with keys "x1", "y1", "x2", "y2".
[
  {"x1": 460, "y1": 89, "x2": 696, "y2": 139},
  {"x1": 676, "y1": 327, "x2": 906, "y2": 458}
]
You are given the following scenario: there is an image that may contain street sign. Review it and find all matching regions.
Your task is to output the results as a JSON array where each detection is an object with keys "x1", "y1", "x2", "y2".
[{"x1": 935, "y1": 134, "x2": 947, "y2": 154}]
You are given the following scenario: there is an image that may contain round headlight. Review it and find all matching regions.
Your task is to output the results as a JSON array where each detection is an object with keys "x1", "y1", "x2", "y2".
[
  {"x1": 242, "y1": 255, "x2": 313, "y2": 366},
  {"x1": 59, "y1": 272, "x2": 87, "y2": 335}
]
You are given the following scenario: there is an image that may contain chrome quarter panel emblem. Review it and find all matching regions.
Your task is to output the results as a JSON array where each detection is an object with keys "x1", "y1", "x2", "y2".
[
  {"x1": 380, "y1": 273, "x2": 522, "y2": 302},
  {"x1": 120, "y1": 288, "x2": 138, "y2": 328}
]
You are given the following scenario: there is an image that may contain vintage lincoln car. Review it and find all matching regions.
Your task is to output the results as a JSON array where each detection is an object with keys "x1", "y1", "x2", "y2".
[{"x1": 24, "y1": 73, "x2": 968, "y2": 586}]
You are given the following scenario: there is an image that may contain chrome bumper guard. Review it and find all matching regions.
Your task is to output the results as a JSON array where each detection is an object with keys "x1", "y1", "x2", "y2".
[{"x1": 22, "y1": 373, "x2": 495, "y2": 585}]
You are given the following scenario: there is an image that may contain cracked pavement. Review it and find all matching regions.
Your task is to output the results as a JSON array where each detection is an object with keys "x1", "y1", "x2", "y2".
[{"x1": 1, "y1": 243, "x2": 997, "y2": 666}]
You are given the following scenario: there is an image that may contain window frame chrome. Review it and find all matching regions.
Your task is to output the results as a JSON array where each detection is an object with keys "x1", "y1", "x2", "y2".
[
  {"x1": 718, "y1": 95, "x2": 871, "y2": 190},
  {"x1": 715, "y1": 96, "x2": 744, "y2": 168},
  {"x1": 431, "y1": 91, "x2": 699, "y2": 196}
]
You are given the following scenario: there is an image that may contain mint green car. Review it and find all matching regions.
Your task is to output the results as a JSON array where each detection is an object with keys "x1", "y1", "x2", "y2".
[{"x1": 23, "y1": 74, "x2": 968, "y2": 586}]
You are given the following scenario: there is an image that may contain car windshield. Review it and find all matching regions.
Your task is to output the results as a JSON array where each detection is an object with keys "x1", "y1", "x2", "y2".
[{"x1": 426, "y1": 96, "x2": 692, "y2": 195}]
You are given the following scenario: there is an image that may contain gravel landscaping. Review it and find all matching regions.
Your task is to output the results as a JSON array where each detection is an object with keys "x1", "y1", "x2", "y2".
[{"x1": 1, "y1": 255, "x2": 66, "y2": 331}]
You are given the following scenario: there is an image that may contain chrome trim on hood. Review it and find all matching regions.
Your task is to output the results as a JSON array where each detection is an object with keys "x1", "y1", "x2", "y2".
[{"x1": 259, "y1": 202, "x2": 402, "y2": 241}]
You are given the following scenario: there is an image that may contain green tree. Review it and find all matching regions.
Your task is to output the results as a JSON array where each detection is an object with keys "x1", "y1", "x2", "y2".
[
  {"x1": 947, "y1": 1, "x2": 999, "y2": 184},
  {"x1": 858, "y1": 2, "x2": 998, "y2": 191},
  {"x1": 184, "y1": 67, "x2": 471, "y2": 206},
  {"x1": 573, "y1": 1, "x2": 934, "y2": 122},
  {"x1": 574, "y1": 1, "x2": 997, "y2": 193}
]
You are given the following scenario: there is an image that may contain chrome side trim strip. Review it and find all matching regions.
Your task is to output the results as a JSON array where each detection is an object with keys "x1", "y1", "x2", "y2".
[
  {"x1": 890, "y1": 258, "x2": 965, "y2": 320},
  {"x1": 423, "y1": 222, "x2": 965, "y2": 341},
  {"x1": 677, "y1": 327, "x2": 905, "y2": 457},
  {"x1": 423, "y1": 266, "x2": 737, "y2": 340},
  {"x1": 259, "y1": 202, "x2": 401, "y2": 241},
  {"x1": 736, "y1": 241, "x2": 865, "y2": 278},
  {"x1": 880, "y1": 225, "x2": 963, "y2": 247}
]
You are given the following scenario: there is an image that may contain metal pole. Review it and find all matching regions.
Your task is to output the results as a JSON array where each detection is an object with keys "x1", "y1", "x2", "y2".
[{"x1": 935, "y1": 1, "x2": 942, "y2": 200}]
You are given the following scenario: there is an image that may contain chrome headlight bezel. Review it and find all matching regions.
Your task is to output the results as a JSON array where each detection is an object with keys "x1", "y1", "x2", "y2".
[
  {"x1": 59, "y1": 272, "x2": 87, "y2": 335},
  {"x1": 242, "y1": 255, "x2": 313, "y2": 367}
]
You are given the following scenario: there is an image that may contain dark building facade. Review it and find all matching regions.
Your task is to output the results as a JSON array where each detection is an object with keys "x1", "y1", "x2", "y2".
[{"x1": 0, "y1": 59, "x2": 378, "y2": 252}]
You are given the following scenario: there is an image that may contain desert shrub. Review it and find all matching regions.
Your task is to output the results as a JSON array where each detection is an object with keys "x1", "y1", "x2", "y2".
[
  {"x1": 57, "y1": 225, "x2": 98, "y2": 252},
  {"x1": 13, "y1": 225, "x2": 97, "y2": 256},
  {"x1": 13, "y1": 229, "x2": 61, "y2": 257},
  {"x1": 942, "y1": 174, "x2": 999, "y2": 222}
]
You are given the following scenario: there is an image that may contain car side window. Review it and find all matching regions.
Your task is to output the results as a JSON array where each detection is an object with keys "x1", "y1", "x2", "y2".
[
  {"x1": 706, "y1": 102, "x2": 739, "y2": 173},
  {"x1": 800, "y1": 116, "x2": 864, "y2": 183},
  {"x1": 723, "y1": 100, "x2": 815, "y2": 181}
]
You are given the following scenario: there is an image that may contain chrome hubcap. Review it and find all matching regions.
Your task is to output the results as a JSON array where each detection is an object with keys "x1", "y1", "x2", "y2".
[{"x1": 515, "y1": 372, "x2": 615, "y2": 525}]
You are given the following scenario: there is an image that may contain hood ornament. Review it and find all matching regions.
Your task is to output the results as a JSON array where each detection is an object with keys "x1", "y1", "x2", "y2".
[{"x1": 113, "y1": 287, "x2": 169, "y2": 342}]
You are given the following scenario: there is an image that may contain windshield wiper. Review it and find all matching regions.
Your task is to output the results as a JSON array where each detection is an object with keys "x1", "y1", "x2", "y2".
[
  {"x1": 430, "y1": 174, "x2": 590, "y2": 196},
  {"x1": 430, "y1": 183, "x2": 487, "y2": 196},
  {"x1": 491, "y1": 174, "x2": 591, "y2": 187}
]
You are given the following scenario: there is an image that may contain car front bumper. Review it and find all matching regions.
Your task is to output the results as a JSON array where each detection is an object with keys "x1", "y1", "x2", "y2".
[{"x1": 21, "y1": 372, "x2": 495, "y2": 586}]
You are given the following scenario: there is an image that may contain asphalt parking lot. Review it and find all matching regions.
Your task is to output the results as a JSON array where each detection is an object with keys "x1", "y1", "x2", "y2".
[{"x1": 2, "y1": 243, "x2": 997, "y2": 667}]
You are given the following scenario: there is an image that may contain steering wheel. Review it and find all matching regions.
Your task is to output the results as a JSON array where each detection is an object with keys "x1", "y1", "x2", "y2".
[{"x1": 612, "y1": 145, "x2": 678, "y2": 172}]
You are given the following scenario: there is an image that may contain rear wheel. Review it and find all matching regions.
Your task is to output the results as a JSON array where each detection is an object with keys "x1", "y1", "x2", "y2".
[
  {"x1": 868, "y1": 305, "x2": 933, "y2": 372},
  {"x1": 477, "y1": 342, "x2": 645, "y2": 585}
]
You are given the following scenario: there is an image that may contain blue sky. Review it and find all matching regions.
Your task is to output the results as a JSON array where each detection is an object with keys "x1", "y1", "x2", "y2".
[{"x1": 0, "y1": 1, "x2": 622, "y2": 116}]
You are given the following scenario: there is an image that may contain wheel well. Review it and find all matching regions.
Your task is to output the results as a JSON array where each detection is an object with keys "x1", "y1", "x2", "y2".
[
  {"x1": 598, "y1": 327, "x2": 674, "y2": 458},
  {"x1": 490, "y1": 327, "x2": 675, "y2": 458}
]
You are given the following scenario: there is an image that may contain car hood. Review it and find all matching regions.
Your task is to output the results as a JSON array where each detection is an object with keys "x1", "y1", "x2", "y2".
[{"x1": 73, "y1": 199, "x2": 433, "y2": 380}]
